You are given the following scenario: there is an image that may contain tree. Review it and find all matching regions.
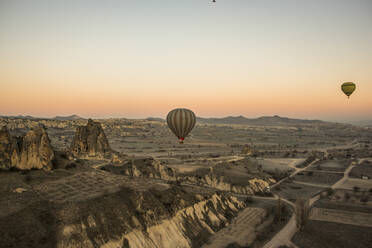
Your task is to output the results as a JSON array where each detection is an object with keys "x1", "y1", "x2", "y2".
[
  {"x1": 275, "y1": 196, "x2": 282, "y2": 223},
  {"x1": 295, "y1": 198, "x2": 310, "y2": 230}
]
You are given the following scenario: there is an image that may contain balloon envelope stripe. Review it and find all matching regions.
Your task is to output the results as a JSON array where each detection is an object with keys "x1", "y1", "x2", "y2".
[
  {"x1": 341, "y1": 82, "x2": 356, "y2": 98},
  {"x1": 166, "y1": 108, "x2": 196, "y2": 142}
]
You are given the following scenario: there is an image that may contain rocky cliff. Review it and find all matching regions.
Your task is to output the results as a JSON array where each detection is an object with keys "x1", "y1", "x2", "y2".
[
  {"x1": 107, "y1": 157, "x2": 177, "y2": 181},
  {"x1": 179, "y1": 159, "x2": 276, "y2": 195},
  {"x1": 184, "y1": 173, "x2": 275, "y2": 195},
  {"x1": 0, "y1": 125, "x2": 55, "y2": 170},
  {"x1": 56, "y1": 188, "x2": 244, "y2": 248},
  {"x1": 69, "y1": 119, "x2": 113, "y2": 159},
  {"x1": 0, "y1": 183, "x2": 245, "y2": 248},
  {"x1": 103, "y1": 157, "x2": 275, "y2": 195}
]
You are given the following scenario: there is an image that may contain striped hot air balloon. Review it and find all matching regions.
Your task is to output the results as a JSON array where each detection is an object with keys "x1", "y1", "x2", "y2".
[
  {"x1": 166, "y1": 108, "x2": 196, "y2": 144},
  {"x1": 341, "y1": 82, "x2": 356, "y2": 98}
]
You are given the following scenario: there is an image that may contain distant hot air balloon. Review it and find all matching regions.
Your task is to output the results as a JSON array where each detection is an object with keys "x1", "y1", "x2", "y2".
[
  {"x1": 167, "y1": 108, "x2": 196, "y2": 144},
  {"x1": 341, "y1": 82, "x2": 356, "y2": 98}
]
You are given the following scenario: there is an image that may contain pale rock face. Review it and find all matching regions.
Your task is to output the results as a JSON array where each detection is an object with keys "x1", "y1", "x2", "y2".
[
  {"x1": 123, "y1": 194, "x2": 244, "y2": 248},
  {"x1": 69, "y1": 119, "x2": 112, "y2": 159},
  {"x1": 17, "y1": 125, "x2": 55, "y2": 170},
  {"x1": 0, "y1": 125, "x2": 54, "y2": 170},
  {"x1": 184, "y1": 174, "x2": 275, "y2": 195},
  {"x1": 58, "y1": 194, "x2": 245, "y2": 248}
]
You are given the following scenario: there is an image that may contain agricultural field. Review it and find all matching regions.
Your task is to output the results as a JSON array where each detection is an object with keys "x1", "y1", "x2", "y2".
[
  {"x1": 292, "y1": 220, "x2": 372, "y2": 248},
  {"x1": 337, "y1": 178, "x2": 372, "y2": 191},
  {"x1": 293, "y1": 171, "x2": 343, "y2": 186},
  {"x1": 315, "y1": 189, "x2": 372, "y2": 213},
  {"x1": 308, "y1": 159, "x2": 350, "y2": 172},
  {"x1": 272, "y1": 180, "x2": 325, "y2": 202},
  {"x1": 349, "y1": 160, "x2": 372, "y2": 179},
  {"x1": 310, "y1": 207, "x2": 372, "y2": 227},
  {"x1": 256, "y1": 158, "x2": 304, "y2": 173}
]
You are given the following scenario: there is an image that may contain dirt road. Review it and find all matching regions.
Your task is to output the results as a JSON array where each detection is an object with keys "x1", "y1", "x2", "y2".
[{"x1": 263, "y1": 158, "x2": 357, "y2": 248}]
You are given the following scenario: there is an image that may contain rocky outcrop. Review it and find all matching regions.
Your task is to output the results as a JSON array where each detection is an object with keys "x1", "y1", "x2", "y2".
[
  {"x1": 122, "y1": 157, "x2": 177, "y2": 181},
  {"x1": 0, "y1": 126, "x2": 15, "y2": 169},
  {"x1": 0, "y1": 125, "x2": 55, "y2": 170},
  {"x1": 102, "y1": 157, "x2": 177, "y2": 181},
  {"x1": 183, "y1": 173, "x2": 275, "y2": 195},
  {"x1": 69, "y1": 119, "x2": 112, "y2": 159},
  {"x1": 56, "y1": 188, "x2": 244, "y2": 248},
  {"x1": 121, "y1": 194, "x2": 244, "y2": 248}
]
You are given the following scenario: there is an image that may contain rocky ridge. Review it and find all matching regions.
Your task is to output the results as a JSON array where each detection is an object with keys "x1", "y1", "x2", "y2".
[
  {"x1": 104, "y1": 157, "x2": 177, "y2": 181},
  {"x1": 56, "y1": 188, "x2": 244, "y2": 248}
]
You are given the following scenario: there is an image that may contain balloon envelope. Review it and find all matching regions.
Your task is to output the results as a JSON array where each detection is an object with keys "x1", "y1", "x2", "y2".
[
  {"x1": 341, "y1": 82, "x2": 356, "y2": 98},
  {"x1": 166, "y1": 108, "x2": 196, "y2": 143}
]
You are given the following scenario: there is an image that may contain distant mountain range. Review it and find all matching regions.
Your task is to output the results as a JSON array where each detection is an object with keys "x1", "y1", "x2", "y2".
[
  {"x1": 146, "y1": 115, "x2": 329, "y2": 126},
  {"x1": 0, "y1": 114, "x2": 85, "y2": 121},
  {"x1": 146, "y1": 117, "x2": 165, "y2": 122},
  {"x1": 53, "y1": 115, "x2": 85, "y2": 121},
  {"x1": 0, "y1": 115, "x2": 36, "y2": 119},
  {"x1": 196, "y1": 115, "x2": 325, "y2": 126},
  {"x1": 347, "y1": 120, "x2": 372, "y2": 127},
  {"x1": 0, "y1": 114, "x2": 356, "y2": 126}
]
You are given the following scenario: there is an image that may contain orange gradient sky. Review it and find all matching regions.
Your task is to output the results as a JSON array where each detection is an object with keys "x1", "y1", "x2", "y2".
[{"x1": 1, "y1": 0, "x2": 371, "y2": 121}]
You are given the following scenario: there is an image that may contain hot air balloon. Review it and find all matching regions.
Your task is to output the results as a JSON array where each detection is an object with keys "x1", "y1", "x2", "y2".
[
  {"x1": 167, "y1": 108, "x2": 196, "y2": 144},
  {"x1": 341, "y1": 82, "x2": 356, "y2": 98}
]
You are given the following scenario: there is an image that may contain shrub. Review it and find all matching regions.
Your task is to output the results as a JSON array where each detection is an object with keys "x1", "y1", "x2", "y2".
[
  {"x1": 360, "y1": 196, "x2": 369, "y2": 203},
  {"x1": 327, "y1": 188, "x2": 335, "y2": 196},
  {"x1": 65, "y1": 163, "x2": 76, "y2": 170},
  {"x1": 24, "y1": 175, "x2": 32, "y2": 182},
  {"x1": 353, "y1": 186, "x2": 360, "y2": 192},
  {"x1": 344, "y1": 192, "x2": 351, "y2": 200},
  {"x1": 245, "y1": 196, "x2": 254, "y2": 204}
]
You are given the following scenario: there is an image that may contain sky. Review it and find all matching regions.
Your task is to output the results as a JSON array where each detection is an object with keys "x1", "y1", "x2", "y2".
[{"x1": 0, "y1": 0, "x2": 371, "y2": 121}]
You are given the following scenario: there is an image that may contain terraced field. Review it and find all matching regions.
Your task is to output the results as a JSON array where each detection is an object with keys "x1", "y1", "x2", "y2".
[
  {"x1": 336, "y1": 178, "x2": 372, "y2": 190},
  {"x1": 34, "y1": 170, "x2": 170, "y2": 203}
]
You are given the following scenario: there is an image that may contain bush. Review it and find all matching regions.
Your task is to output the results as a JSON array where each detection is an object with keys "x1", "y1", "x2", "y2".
[
  {"x1": 353, "y1": 186, "x2": 360, "y2": 192},
  {"x1": 65, "y1": 163, "x2": 76, "y2": 170},
  {"x1": 360, "y1": 196, "x2": 369, "y2": 203},
  {"x1": 344, "y1": 192, "x2": 351, "y2": 200},
  {"x1": 245, "y1": 196, "x2": 254, "y2": 204},
  {"x1": 327, "y1": 188, "x2": 335, "y2": 196},
  {"x1": 24, "y1": 175, "x2": 32, "y2": 182}
]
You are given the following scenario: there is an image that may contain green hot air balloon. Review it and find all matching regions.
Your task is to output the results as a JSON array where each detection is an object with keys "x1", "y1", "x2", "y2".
[
  {"x1": 341, "y1": 82, "x2": 356, "y2": 98},
  {"x1": 167, "y1": 108, "x2": 196, "y2": 144}
]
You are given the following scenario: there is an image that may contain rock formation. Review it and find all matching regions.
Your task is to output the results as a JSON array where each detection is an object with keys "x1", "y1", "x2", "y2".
[
  {"x1": 57, "y1": 188, "x2": 244, "y2": 248},
  {"x1": 104, "y1": 157, "x2": 177, "y2": 181},
  {"x1": 0, "y1": 125, "x2": 55, "y2": 170},
  {"x1": 69, "y1": 119, "x2": 112, "y2": 159},
  {"x1": 0, "y1": 126, "x2": 14, "y2": 169}
]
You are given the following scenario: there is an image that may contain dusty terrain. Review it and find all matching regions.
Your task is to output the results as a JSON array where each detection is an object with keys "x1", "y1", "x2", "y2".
[{"x1": 1, "y1": 115, "x2": 372, "y2": 248}]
